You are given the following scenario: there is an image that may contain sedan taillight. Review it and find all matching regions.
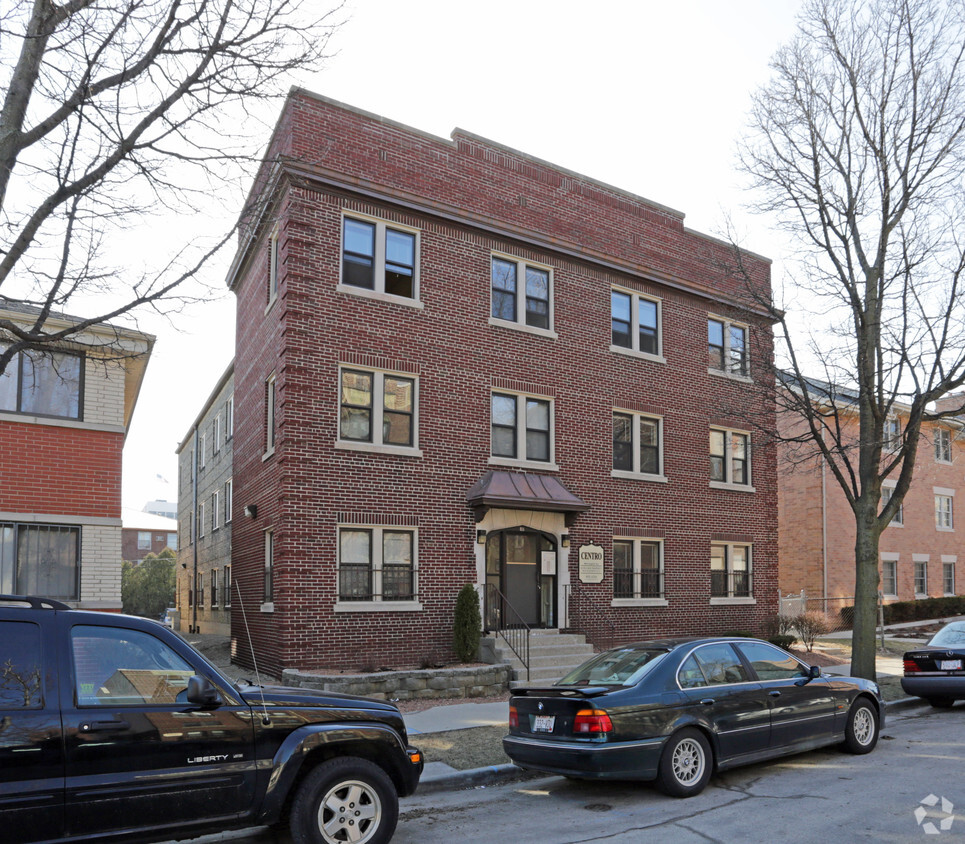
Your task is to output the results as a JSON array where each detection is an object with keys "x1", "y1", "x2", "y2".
[
  {"x1": 509, "y1": 705, "x2": 518, "y2": 729},
  {"x1": 573, "y1": 708, "x2": 613, "y2": 734},
  {"x1": 903, "y1": 659, "x2": 921, "y2": 673}
]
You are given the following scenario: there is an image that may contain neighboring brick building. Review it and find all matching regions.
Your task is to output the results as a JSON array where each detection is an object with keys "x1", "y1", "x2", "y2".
[
  {"x1": 176, "y1": 363, "x2": 233, "y2": 635},
  {"x1": 121, "y1": 508, "x2": 178, "y2": 563},
  {"x1": 225, "y1": 91, "x2": 778, "y2": 675},
  {"x1": 778, "y1": 389, "x2": 964, "y2": 603},
  {"x1": 0, "y1": 297, "x2": 153, "y2": 609}
]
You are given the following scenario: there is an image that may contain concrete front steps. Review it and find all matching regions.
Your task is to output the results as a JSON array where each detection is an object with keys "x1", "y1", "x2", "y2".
[{"x1": 481, "y1": 629, "x2": 598, "y2": 689}]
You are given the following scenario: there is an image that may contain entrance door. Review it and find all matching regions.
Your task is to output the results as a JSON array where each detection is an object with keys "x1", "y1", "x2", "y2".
[{"x1": 486, "y1": 529, "x2": 556, "y2": 628}]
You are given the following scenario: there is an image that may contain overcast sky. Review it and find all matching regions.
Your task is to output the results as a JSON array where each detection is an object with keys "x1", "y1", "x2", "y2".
[{"x1": 122, "y1": 0, "x2": 805, "y2": 510}]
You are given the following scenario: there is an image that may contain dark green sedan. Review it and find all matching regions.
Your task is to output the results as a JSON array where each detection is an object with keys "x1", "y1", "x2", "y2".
[{"x1": 504, "y1": 637, "x2": 882, "y2": 797}]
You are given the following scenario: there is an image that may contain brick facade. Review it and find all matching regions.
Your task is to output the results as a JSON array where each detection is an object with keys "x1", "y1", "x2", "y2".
[{"x1": 226, "y1": 91, "x2": 778, "y2": 675}]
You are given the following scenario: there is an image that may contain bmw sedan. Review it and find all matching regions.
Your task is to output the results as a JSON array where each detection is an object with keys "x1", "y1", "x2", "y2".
[
  {"x1": 902, "y1": 620, "x2": 965, "y2": 707},
  {"x1": 503, "y1": 637, "x2": 882, "y2": 797}
]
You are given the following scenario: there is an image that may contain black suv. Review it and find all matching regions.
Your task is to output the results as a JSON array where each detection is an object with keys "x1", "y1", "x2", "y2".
[{"x1": 0, "y1": 595, "x2": 422, "y2": 844}]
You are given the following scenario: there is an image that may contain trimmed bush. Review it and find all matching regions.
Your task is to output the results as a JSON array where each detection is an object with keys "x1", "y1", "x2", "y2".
[
  {"x1": 768, "y1": 634, "x2": 796, "y2": 650},
  {"x1": 453, "y1": 584, "x2": 482, "y2": 662},
  {"x1": 845, "y1": 596, "x2": 965, "y2": 626},
  {"x1": 794, "y1": 612, "x2": 830, "y2": 652}
]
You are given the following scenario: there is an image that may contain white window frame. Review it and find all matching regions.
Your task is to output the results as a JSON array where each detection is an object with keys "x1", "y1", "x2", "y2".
[
  {"x1": 884, "y1": 416, "x2": 902, "y2": 453},
  {"x1": 610, "y1": 285, "x2": 664, "y2": 362},
  {"x1": 943, "y1": 559, "x2": 956, "y2": 596},
  {"x1": 265, "y1": 373, "x2": 276, "y2": 458},
  {"x1": 335, "y1": 525, "x2": 422, "y2": 612},
  {"x1": 210, "y1": 567, "x2": 218, "y2": 608},
  {"x1": 137, "y1": 531, "x2": 151, "y2": 551},
  {"x1": 213, "y1": 413, "x2": 222, "y2": 454},
  {"x1": 935, "y1": 427, "x2": 953, "y2": 463},
  {"x1": 611, "y1": 537, "x2": 667, "y2": 607},
  {"x1": 225, "y1": 395, "x2": 234, "y2": 439},
  {"x1": 211, "y1": 490, "x2": 220, "y2": 532},
  {"x1": 336, "y1": 366, "x2": 421, "y2": 457},
  {"x1": 709, "y1": 427, "x2": 753, "y2": 491},
  {"x1": 881, "y1": 483, "x2": 903, "y2": 526},
  {"x1": 914, "y1": 559, "x2": 928, "y2": 597},
  {"x1": 261, "y1": 529, "x2": 274, "y2": 612},
  {"x1": 223, "y1": 564, "x2": 232, "y2": 608},
  {"x1": 267, "y1": 224, "x2": 280, "y2": 309},
  {"x1": 710, "y1": 542, "x2": 755, "y2": 604},
  {"x1": 197, "y1": 501, "x2": 205, "y2": 539},
  {"x1": 489, "y1": 252, "x2": 557, "y2": 339},
  {"x1": 611, "y1": 410, "x2": 666, "y2": 482},
  {"x1": 489, "y1": 390, "x2": 557, "y2": 471},
  {"x1": 935, "y1": 489, "x2": 955, "y2": 531},
  {"x1": 224, "y1": 478, "x2": 233, "y2": 523},
  {"x1": 881, "y1": 558, "x2": 898, "y2": 597},
  {"x1": 708, "y1": 315, "x2": 750, "y2": 379},
  {"x1": 199, "y1": 432, "x2": 206, "y2": 469},
  {"x1": 338, "y1": 211, "x2": 422, "y2": 307}
]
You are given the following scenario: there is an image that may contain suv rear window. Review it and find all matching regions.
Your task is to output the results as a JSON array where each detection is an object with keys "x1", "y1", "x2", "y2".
[{"x1": 0, "y1": 621, "x2": 43, "y2": 709}]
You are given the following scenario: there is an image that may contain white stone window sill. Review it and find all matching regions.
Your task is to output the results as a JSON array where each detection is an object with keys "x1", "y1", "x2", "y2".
[
  {"x1": 260, "y1": 602, "x2": 274, "y2": 613},
  {"x1": 265, "y1": 295, "x2": 277, "y2": 316},
  {"x1": 488, "y1": 457, "x2": 559, "y2": 472},
  {"x1": 936, "y1": 526, "x2": 955, "y2": 532},
  {"x1": 488, "y1": 316, "x2": 558, "y2": 340},
  {"x1": 262, "y1": 448, "x2": 275, "y2": 462},
  {"x1": 335, "y1": 601, "x2": 423, "y2": 612},
  {"x1": 710, "y1": 481, "x2": 756, "y2": 493},
  {"x1": 710, "y1": 597, "x2": 757, "y2": 605},
  {"x1": 887, "y1": 521, "x2": 904, "y2": 528},
  {"x1": 335, "y1": 441, "x2": 423, "y2": 458},
  {"x1": 610, "y1": 345, "x2": 665, "y2": 365},
  {"x1": 336, "y1": 284, "x2": 424, "y2": 309},
  {"x1": 0, "y1": 411, "x2": 123, "y2": 434},
  {"x1": 611, "y1": 470, "x2": 668, "y2": 483},
  {"x1": 610, "y1": 598, "x2": 669, "y2": 608},
  {"x1": 708, "y1": 367, "x2": 752, "y2": 384}
]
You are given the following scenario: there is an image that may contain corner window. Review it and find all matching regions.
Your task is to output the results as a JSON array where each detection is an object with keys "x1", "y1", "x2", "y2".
[
  {"x1": 708, "y1": 317, "x2": 748, "y2": 377},
  {"x1": 338, "y1": 526, "x2": 417, "y2": 604},
  {"x1": 612, "y1": 411, "x2": 663, "y2": 478},
  {"x1": 710, "y1": 428, "x2": 751, "y2": 488},
  {"x1": 935, "y1": 428, "x2": 952, "y2": 463},
  {"x1": 490, "y1": 255, "x2": 552, "y2": 332},
  {"x1": 611, "y1": 288, "x2": 661, "y2": 358},
  {"x1": 341, "y1": 215, "x2": 419, "y2": 300},
  {"x1": 265, "y1": 373, "x2": 276, "y2": 456},
  {"x1": 613, "y1": 538, "x2": 663, "y2": 600},
  {"x1": 338, "y1": 368, "x2": 417, "y2": 452},
  {"x1": 881, "y1": 559, "x2": 897, "y2": 597},
  {"x1": 711, "y1": 543, "x2": 752, "y2": 598},
  {"x1": 1, "y1": 523, "x2": 79, "y2": 599},
  {"x1": 936, "y1": 493, "x2": 954, "y2": 530},
  {"x1": 0, "y1": 346, "x2": 83, "y2": 420},
  {"x1": 491, "y1": 392, "x2": 553, "y2": 466}
]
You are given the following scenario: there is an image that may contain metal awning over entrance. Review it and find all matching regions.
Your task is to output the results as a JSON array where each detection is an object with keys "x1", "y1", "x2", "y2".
[{"x1": 466, "y1": 470, "x2": 589, "y2": 525}]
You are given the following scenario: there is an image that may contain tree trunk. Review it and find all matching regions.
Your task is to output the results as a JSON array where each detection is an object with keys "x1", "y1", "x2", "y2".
[{"x1": 850, "y1": 497, "x2": 881, "y2": 680}]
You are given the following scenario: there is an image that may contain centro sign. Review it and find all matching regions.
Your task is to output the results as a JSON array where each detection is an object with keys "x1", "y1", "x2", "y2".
[{"x1": 578, "y1": 544, "x2": 604, "y2": 584}]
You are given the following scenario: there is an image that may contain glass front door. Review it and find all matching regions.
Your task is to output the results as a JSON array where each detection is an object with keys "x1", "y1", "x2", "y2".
[{"x1": 485, "y1": 528, "x2": 556, "y2": 628}]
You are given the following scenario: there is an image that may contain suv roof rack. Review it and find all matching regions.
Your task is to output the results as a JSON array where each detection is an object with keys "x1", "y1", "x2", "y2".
[{"x1": 0, "y1": 594, "x2": 71, "y2": 610}]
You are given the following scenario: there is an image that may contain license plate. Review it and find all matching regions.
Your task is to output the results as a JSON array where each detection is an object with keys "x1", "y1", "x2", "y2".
[
  {"x1": 940, "y1": 660, "x2": 962, "y2": 671},
  {"x1": 533, "y1": 715, "x2": 555, "y2": 732}
]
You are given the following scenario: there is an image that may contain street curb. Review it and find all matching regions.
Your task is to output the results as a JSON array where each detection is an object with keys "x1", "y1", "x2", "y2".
[
  {"x1": 417, "y1": 763, "x2": 542, "y2": 794},
  {"x1": 884, "y1": 695, "x2": 927, "y2": 710}
]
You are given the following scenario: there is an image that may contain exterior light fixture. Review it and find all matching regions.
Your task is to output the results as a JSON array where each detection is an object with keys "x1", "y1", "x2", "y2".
[
  {"x1": 561, "y1": 533, "x2": 570, "y2": 548},
  {"x1": 244, "y1": 505, "x2": 257, "y2": 519},
  {"x1": 476, "y1": 530, "x2": 487, "y2": 545}
]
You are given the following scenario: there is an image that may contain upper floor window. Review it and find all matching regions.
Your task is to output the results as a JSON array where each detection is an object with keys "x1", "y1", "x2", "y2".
[
  {"x1": 265, "y1": 373, "x2": 276, "y2": 456},
  {"x1": 211, "y1": 490, "x2": 220, "y2": 532},
  {"x1": 197, "y1": 501, "x2": 205, "y2": 539},
  {"x1": 166, "y1": 532, "x2": 178, "y2": 551},
  {"x1": 341, "y1": 215, "x2": 418, "y2": 300},
  {"x1": 882, "y1": 486, "x2": 903, "y2": 526},
  {"x1": 199, "y1": 432, "x2": 207, "y2": 469},
  {"x1": 225, "y1": 395, "x2": 234, "y2": 439},
  {"x1": 936, "y1": 493, "x2": 954, "y2": 530},
  {"x1": 491, "y1": 392, "x2": 553, "y2": 466},
  {"x1": 710, "y1": 428, "x2": 751, "y2": 488},
  {"x1": 935, "y1": 428, "x2": 952, "y2": 463},
  {"x1": 339, "y1": 368, "x2": 417, "y2": 451},
  {"x1": 490, "y1": 255, "x2": 552, "y2": 332},
  {"x1": 884, "y1": 416, "x2": 901, "y2": 453},
  {"x1": 611, "y1": 289, "x2": 660, "y2": 358},
  {"x1": 0, "y1": 347, "x2": 83, "y2": 420},
  {"x1": 137, "y1": 531, "x2": 151, "y2": 551},
  {"x1": 224, "y1": 478, "x2": 233, "y2": 523},
  {"x1": 711, "y1": 543, "x2": 752, "y2": 598},
  {"x1": 338, "y1": 526, "x2": 417, "y2": 605},
  {"x1": 267, "y1": 225, "x2": 280, "y2": 305},
  {"x1": 613, "y1": 538, "x2": 663, "y2": 600},
  {"x1": 612, "y1": 411, "x2": 663, "y2": 479},
  {"x1": 1, "y1": 523, "x2": 80, "y2": 600},
  {"x1": 213, "y1": 414, "x2": 222, "y2": 454},
  {"x1": 708, "y1": 317, "x2": 748, "y2": 377}
]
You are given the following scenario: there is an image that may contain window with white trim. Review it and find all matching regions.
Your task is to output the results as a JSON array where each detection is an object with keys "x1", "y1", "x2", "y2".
[
  {"x1": 211, "y1": 490, "x2": 219, "y2": 532},
  {"x1": 137, "y1": 531, "x2": 151, "y2": 551},
  {"x1": 197, "y1": 501, "x2": 205, "y2": 539},
  {"x1": 711, "y1": 543, "x2": 752, "y2": 598},
  {"x1": 0, "y1": 346, "x2": 83, "y2": 420},
  {"x1": 490, "y1": 255, "x2": 552, "y2": 332},
  {"x1": 197, "y1": 572, "x2": 205, "y2": 608},
  {"x1": 263, "y1": 530, "x2": 274, "y2": 606},
  {"x1": 199, "y1": 432, "x2": 206, "y2": 469},
  {"x1": 338, "y1": 527, "x2": 416, "y2": 603},
  {"x1": 613, "y1": 538, "x2": 663, "y2": 599},
  {"x1": 223, "y1": 565, "x2": 232, "y2": 608},
  {"x1": 224, "y1": 478, "x2": 233, "y2": 523},
  {"x1": 881, "y1": 559, "x2": 898, "y2": 597},
  {"x1": 1, "y1": 523, "x2": 80, "y2": 599},
  {"x1": 612, "y1": 411, "x2": 662, "y2": 478},
  {"x1": 213, "y1": 414, "x2": 222, "y2": 454},
  {"x1": 881, "y1": 486, "x2": 903, "y2": 526},
  {"x1": 339, "y1": 368, "x2": 416, "y2": 450},
  {"x1": 710, "y1": 428, "x2": 751, "y2": 487},
  {"x1": 708, "y1": 317, "x2": 748, "y2": 376},
  {"x1": 611, "y1": 288, "x2": 660, "y2": 357},
  {"x1": 884, "y1": 416, "x2": 901, "y2": 453},
  {"x1": 944, "y1": 562, "x2": 955, "y2": 596},
  {"x1": 936, "y1": 494, "x2": 954, "y2": 530},
  {"x1": 914, "y1": 560, "x2": 928, "y2": 596},
  {"x1": 210, "y1": 568, "x2": 218, "y2": 608},
  {"x1": 267, "y1": 225, "x2": 280, "y2": 305},
  {"x1": 935, "y1": 428, "x2": 952, "y2": 463},
  {"x1": 341, "y1": 214, "x2": 418, "y2": 300},
  {"x1": 265, "y1": 373, "x2": 276, "y2": 456},
  {"x1": 491, "y1": 391, "x2": 553, "y2": 465},
  {"x1": 225, "y1": 396, "x2": 234, "y2": 440}
]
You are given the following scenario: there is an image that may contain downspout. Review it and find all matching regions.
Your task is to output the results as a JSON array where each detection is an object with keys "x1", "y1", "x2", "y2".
[
  {"x1": 192, "y1": 425, "x2": 199, "y2": 634},
  {"x1": 822, "y1": 460, "x2": 828, "y2": 600}
]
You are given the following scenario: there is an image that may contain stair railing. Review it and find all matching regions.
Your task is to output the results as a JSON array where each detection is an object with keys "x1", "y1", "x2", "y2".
[{"x1": 482, "y1": 583, "x2": 531, "y2": 682}]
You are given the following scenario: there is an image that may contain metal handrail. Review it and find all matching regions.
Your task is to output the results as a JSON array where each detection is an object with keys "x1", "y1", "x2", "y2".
[{"x1": 483, "y1": 583, "x2": 531, "y2": 682}]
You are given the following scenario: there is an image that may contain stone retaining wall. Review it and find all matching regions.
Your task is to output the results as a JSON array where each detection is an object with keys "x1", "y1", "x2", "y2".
[{"x1": 281, "y1": 663, "x2": 512, "y2": 700}]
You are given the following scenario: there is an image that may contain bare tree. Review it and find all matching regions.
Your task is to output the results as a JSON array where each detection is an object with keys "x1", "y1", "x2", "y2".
[
  {"x1": 0, "y1": 0, "x2": 341, "y2": 372},
  {"x1": 738, "y1": 0, "x2": 965, "y2": 679}
]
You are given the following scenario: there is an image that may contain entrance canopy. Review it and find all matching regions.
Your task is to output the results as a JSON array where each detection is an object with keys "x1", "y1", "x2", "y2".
[{"x1": 466, "y1": 470, "x2": 589, "y2": 525}]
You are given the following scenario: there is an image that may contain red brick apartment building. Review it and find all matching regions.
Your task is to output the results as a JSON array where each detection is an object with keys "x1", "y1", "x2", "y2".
[
  {"x1": 0, "y1": 297, "x2": 153, "y2": 609},
  {"x1": 225, "y1": 90, "x2": 778, "y2": 675},
  {"x1": 779, "y1": 393, "x2": 965, "y2": 604}
]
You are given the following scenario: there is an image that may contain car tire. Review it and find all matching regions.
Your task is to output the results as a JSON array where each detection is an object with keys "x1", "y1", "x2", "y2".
[
  {"x1": 927, "y1": 698, "x2": 955, "y2": 709},
  {"x1": 842, "y1": 699, "x2": 879, "y2": 754},
  {"x1": 655, "y1": 727, "x2": 712, "y2": 798},
  {"x1": 290, "y1": 756, "x2": 399, "y2": 844}
]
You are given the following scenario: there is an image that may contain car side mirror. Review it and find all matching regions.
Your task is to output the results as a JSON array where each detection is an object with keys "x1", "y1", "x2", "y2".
[
  {"x1": 187, "y1": 675, "x2": 223, "y2": 707},
  {"x1": 794, "y1": 665, "x2": 822, "y2": 686}
]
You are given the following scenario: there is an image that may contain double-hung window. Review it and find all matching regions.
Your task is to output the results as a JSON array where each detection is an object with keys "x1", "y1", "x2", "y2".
[
  {"x1": 225, "y1": 396, "x2": 234, "y2": 440},
  {"x1": 1, "y1": 522, "x2": 80, "y2": 599},
  {"x1": 708, "y1": 317, "x2": 748, "y2": 377},
  {"x1": 881, "y1": 486, "x2": 903, "y2": 526},
  {"x1": 914, "y1": 560, "x2": 928, "y2": 596},
  {"x1": 224, "y1": 478, "x2": 233, "y2": 523},
  {"x1": 884, "y1": 416, "x2": 901, "y2": 453},
  {"x1": 337, "y1": 526, "x2": 418, "y2": 607},
  {"x1": 210, "y1": 568, "x2": 218, "y2": 608},
  {"x1": 213, "y1": 414, "x2": 222, "y2": 455},
  {"x1": 137, "y1": 531, "x2": 151, "y2": 551},
  {"x1": 612, "y1": 411, "x2": 663, "y2": 479},
  {"x1": 267, "y1": 225, "x2": 280, "y2": 306},
  {"x1": 935, "y1": 492, "x2": 954, "y2": 530},
  {"x1": 490, "y1": 255, "x2": 553, "y2": 333},
  {"x1": 881, "y1": 559, "x2": 898, "y2": 597},
  {"x1": 338, "y1": 368, "x2": 418, "y2": 453},
  {"x1": 0, "y1": 346, "x2": 83, "y2": 420},
  {"x1": 265, "y1": 373, "x2": 276, "y2": 456},
  {"x1": 197, "y1": 501, "x2": 205, "y2": 539},
  {"x1": 491, "y1": 392, "x2": 553, "y2": 466},
  {"x1": 263, "y1": 530, "x2": 274, "y2": 609},
  {"x1": 341, "y1": 215, "x2": 419, "y2": 300},
  {"x1": 223, "y1": 565, "x2": 232, "y2": 608},
  {"x1": 611, "y1": 288, "x2": 661, "y2": 358},
  {"x1": 612, "y1": 538, "x2": 664, "y2": 602},
  {"x1": 944, "y1": 561, "x2": 955, "y2": 596},
  {"x1": 211, "y1": 490, "x2": 220, "y2": 532},
  {"x1": 711, "y1": 543, "x2": 752, "y2": 599},
  {"x1": 935, "y1": 428, "x2": 952, "y2": 463},
  {"x1": 710, "y1": 428, "x2": 751, "y2": 488}
]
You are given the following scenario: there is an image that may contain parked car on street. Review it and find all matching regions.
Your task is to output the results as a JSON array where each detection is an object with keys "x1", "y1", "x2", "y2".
[
  {"x1": 0, "y1": 594, "x2": 422, "y2": 844},
  {"x1": 503, "y1": 637, "x2": 882, "y2": 797},
  {"x1": 902, "y1": 620, "x2": 965, "y2": 707}
]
